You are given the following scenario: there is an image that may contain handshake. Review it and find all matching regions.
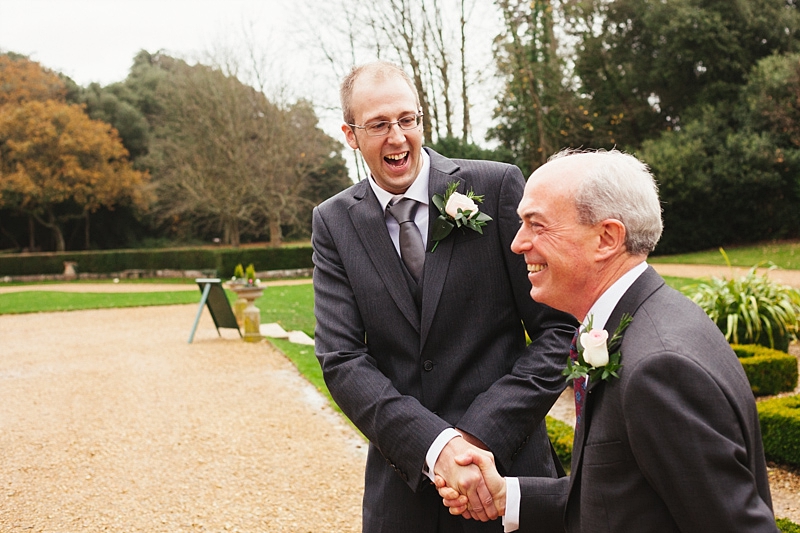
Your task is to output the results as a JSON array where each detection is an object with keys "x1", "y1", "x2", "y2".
[{"x1": 433, "y1": 431, "x2": 507, "y2": 522}]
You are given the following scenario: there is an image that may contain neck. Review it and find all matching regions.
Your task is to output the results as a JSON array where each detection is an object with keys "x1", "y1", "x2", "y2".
[{"x1": 575, "y1": 254, "x2": 647, "y2": 322}]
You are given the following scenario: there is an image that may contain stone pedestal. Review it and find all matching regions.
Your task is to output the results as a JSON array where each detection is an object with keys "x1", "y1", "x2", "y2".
[{"x1": 226, "y1": 285, "x2": 264, "y2": 342}]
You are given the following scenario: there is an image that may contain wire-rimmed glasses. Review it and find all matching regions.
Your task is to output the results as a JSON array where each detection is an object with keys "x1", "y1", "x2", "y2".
[{"x1": 348, "y1": 113, "x2": 423, "y2": 137}]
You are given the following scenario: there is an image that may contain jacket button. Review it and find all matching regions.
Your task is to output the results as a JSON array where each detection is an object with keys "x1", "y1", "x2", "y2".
[{"x1": 423, "y1": 360, "x2": 434, "y2": 371}]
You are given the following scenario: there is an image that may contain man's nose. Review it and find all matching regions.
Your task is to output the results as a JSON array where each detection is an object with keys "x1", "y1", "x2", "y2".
[
  {"x1": 510, "y1": 225, "x2": 528, "y2": 254},
  {"x1": 386, "y1": 122, "x2": 406, "y2": 142}
]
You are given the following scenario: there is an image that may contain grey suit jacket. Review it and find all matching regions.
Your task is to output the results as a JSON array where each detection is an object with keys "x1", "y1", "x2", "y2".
[
  {"x1": 312, "y1": 148, "x2": 576, "y2": 532},
  {"x1": 517, "y1": 266, "x2": 777, "y2": 533}
]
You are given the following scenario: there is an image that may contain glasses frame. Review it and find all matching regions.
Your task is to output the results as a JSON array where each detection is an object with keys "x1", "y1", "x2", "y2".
[{"x1": 348, "y1": 113, "x2": 424, "y2": 137}]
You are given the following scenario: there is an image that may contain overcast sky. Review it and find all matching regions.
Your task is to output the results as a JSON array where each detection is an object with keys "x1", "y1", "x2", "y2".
[{"x1": 0, "y1": 0, "x2": 503, "y2": 164}]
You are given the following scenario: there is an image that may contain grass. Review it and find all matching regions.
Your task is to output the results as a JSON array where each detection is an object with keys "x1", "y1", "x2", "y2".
[
  {"x1": 651, "y1": 241, "x2": 800, "y2": 270},
  {"x1": 0, "y1": 290, "x2": 201, "y2": 314}
]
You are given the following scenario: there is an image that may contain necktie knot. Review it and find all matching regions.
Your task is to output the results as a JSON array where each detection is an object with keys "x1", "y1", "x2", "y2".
[
  {"x1": 386, "y1": 198, "x2": 424, "y2": 282},
  {"x1": 386, "y1": 198, "x2": 418, "y2": 224}
]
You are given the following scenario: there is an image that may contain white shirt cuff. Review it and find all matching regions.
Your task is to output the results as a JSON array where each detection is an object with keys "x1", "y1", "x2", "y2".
[
  {"x1": 503, "y1": 476, "x2": 520, "y2": 532},
  {"x1": 423, "y1": 428, "x2": 462, "y2": 482}
]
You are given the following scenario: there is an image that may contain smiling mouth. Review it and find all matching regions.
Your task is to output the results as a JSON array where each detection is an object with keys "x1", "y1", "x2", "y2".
[
  {"x1": 384, "y1": 152, "x2": 409, "y2": 167},
  {"x1": 527, "y1": 263, "x2": 547, "y2": 273}
]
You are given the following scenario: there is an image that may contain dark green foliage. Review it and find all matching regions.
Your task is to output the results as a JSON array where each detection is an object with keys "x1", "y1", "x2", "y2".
[
  {"x1": 427, "y1": 136, "x2": 515, "y2": 165},
  {"x1": 758, "y1": 395, "x2": 800, "y2": 467},
  {"x1": 0, "y1": 245, "x2": 313, "y2": 277},
  {"x1": 732, "y1": 344, "x2": 799, "y2": 395},
  {"x1": 546, "y1": 415, "x2": 573, "y2": 472},
  {"x1": 778, "y1": 518, "x2": 800, "y2": 533}
]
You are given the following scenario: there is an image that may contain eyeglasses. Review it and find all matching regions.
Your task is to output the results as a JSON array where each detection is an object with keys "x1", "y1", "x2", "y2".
[{"x1": 348, "y1": 113, "x2": 423, "y2": 137}]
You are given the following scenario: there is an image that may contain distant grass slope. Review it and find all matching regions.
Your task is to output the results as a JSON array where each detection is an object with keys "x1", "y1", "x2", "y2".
[{"x1": 651, "y1": 242, "x2": 800, "y2": 270}]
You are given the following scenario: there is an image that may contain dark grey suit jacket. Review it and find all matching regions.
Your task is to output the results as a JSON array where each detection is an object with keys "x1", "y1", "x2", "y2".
[
  {"x1": 517, "y1": 266, "x2": 777, "y2": 533},
  {"x1": 312, "y1": 148, "x2": 576, "y2": 532}
]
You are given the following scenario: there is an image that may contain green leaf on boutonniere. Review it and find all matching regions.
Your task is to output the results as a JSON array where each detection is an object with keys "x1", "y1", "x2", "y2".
[{"x1": 429, "y1": 180, "x2": 492, "y2": 252}]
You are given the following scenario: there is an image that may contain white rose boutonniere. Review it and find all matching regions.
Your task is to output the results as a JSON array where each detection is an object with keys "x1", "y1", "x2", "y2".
[
  {"x1": 564, "y1": 313, "x2": 632, "y2": 384},
  {"x1": 430, "y1": 181, "x2": 492, "y2": 252}
]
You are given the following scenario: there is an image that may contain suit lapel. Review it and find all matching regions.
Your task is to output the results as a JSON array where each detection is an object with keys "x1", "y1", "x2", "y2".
[
  {"x1": 568, "y1": 266, "x2": 665, "y2": 497},
  {"x1": 420, "y1": 150, "x2": 461, "y2": 350},
  {"x1": 348, "y1": 180, "x2": 421, "y2": 333}
]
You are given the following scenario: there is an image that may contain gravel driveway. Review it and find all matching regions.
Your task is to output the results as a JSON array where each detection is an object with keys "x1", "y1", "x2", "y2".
[{"x1": 0, "y1": 303, "x2": 366, "y2": 532}]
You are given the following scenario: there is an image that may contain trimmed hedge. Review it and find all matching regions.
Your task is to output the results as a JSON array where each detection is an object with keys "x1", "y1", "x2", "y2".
[
  {"x1": 0, "y1": 245, "x2": 314, "y2": 278},
  {"x1": 778, "y1": 518, "x2": 800, "y2": 533},
  {"x1": 758, "y1": 395, "x2": 800, "y2": 468},
  {"x1": 546, "y1": 415, "x2": 573, "y2": 472},
  {"x1": 732, "y1": 344, "x2": 799, "y2": 396}
]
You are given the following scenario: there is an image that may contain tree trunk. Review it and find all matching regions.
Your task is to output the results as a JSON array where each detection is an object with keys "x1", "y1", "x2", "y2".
[
  {"x1": 268, "y1": 216, "x2": 282, "y2": 247},
  {"x1": 84, "y1": 212, "x2": 91, "y2": 250},
  {"x1": 28, "y1": 214, "x2": 36, "y2": 251}
]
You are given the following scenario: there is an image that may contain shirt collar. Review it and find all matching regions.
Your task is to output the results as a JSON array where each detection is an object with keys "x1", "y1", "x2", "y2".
[
  {"x1": 369, "y1": 149, "x2": 430, "y2": 210},
  {"x1": 582, "y1": 261, "x2": 648, "y2": 332}
]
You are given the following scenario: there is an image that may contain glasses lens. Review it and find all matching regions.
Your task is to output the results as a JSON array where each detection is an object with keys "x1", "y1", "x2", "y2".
[
  {"x1": 365, "y1": 121, "x2": 390, "y2": 136},
  {"x1": 398, "y1": 115, "x2": 419, "y2": 130}
]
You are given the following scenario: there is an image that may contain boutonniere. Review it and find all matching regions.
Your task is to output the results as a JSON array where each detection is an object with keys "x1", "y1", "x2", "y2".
[
  {"x1": 564, "y1": 313, "x2": 632, "y2": 384},
  {"x1": 430, "y1": 181, "x2": 493, "y2": 252}
]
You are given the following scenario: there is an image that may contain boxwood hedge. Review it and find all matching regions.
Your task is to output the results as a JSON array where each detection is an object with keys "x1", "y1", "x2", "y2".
[{"x1": 732, "y1": 344, "x2": 799, "y2": 396}]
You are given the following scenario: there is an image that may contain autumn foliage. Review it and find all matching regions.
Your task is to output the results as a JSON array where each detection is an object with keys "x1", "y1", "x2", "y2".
[{"x1": 0, "y1": 54, "x2": 149, "y2": 251}]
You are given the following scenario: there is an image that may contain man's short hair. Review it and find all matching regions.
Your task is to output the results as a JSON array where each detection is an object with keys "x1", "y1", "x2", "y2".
[
  {"x1": 340, "y1": 61, "x2": 420, "y2": 126},
  {"x1": 550, "y1": 149, "x2": 664, "y2": 255}
]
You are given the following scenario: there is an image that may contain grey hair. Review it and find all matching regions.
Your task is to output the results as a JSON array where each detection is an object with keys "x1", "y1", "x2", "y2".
[
  {"x1": 549, "y1": 148, "x2": 663, "y2": 255},
  {"x1": 339, "y1": 61, "x2": 420, "y2": 126}
]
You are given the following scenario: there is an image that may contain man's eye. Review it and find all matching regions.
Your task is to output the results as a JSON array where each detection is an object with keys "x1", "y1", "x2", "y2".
[
  {"x1": 367, "y1": 121, "x2": 388, "y2": 131},
  {"x1": 399, "y1": 116, "x2": 416, "y2": 127}
]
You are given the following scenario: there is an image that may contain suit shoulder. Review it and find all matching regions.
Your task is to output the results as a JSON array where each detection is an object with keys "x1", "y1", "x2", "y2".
[{"x1": 315, "y1": 179, "x2": 365, "y2": 214}]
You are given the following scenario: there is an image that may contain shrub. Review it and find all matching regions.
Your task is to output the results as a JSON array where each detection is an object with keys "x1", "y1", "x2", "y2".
[
  {"x1": 546, "y1": 416, "x2": 573, "y2": 472},
  {"x1": 778, "y1": 518, "x2": 800, "y2": 533},
  {"x1": 732, "y1": 344, "x2": 799, "y2": 396},
  {"x1": 757, "y1": 395, "x2": 800, "y2": 468},
  {"x1": 682, "y1": 251, "x2": 800, "y2": 352},
  {"x1": 0, "y1": 245, "x2": 314, "y2": 278}
]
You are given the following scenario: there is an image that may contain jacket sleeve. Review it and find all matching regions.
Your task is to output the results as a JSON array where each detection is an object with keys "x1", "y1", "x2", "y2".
[{"x1": 456, "y1": 165, "x2": 578, "y2": 474}]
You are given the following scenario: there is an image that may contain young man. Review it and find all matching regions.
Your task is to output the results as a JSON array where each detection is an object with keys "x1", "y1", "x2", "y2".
[{"x1": 312, "y1": 61, "x2": 576, "y2": 532}]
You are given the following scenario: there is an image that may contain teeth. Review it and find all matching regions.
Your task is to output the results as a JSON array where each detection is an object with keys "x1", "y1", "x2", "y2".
[
  {"x1": 527, "y1": 264, "x2": 547, "y2": 273},
  {"x1": 385, "y1": 152, "x2": 408, "y2": 160}
]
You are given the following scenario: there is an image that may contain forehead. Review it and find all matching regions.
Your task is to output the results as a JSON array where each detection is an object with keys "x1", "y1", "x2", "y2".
[
  {"x1": 350, "y1": 74, "x2": 418, "y2": 122},
  {"x1": 518, "y1": 160, "x2": 579, "y2": 219}
]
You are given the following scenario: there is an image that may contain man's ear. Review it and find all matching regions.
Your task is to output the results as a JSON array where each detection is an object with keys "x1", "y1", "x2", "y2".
[
  {"x1": 342, "y1": 124, "x2": 359, "y2": 150},
  {"x1": 596, "y1": 219, "x2": 626, "y2": 260}
]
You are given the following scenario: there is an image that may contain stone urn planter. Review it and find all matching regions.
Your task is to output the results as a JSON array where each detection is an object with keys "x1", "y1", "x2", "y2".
[{"x1": 225, "y1": 284, "x2": 264, "y2": 342}]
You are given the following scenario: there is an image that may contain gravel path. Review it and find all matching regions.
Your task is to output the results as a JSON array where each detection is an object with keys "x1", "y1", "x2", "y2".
[
  {"x1": 0, "y1": 304, "x2": 366, "y2": 532},
  {"x1": 1, "y1": 273, "x2": 798, "y2": 528}
]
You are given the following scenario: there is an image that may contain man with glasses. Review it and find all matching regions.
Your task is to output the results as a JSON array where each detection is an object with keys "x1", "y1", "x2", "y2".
[{"x1": 312, "y1": 61, "x2": 576, "y2": 532}]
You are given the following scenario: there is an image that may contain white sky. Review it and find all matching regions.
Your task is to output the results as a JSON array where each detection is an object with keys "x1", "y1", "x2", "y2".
[
  {"x1": 0, "y1": 0, "x2": 291, "y2": 86},
  {"x1": 0, "y1": 0, "x2": 503, "y2": 170}
]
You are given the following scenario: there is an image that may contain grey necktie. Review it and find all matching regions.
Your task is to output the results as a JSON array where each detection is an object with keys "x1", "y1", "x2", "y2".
[{"x1": 386, "y1": 198, "x2": 425, "y2": 282}]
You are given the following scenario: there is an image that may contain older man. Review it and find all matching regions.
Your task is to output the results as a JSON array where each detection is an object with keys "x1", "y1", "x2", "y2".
[{"x1": 438, "y1": 149, "x2": 778, "y2": 532}]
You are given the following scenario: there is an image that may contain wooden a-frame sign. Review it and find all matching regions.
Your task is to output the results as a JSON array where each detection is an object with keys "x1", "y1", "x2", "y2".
[{"x1": 188, "y1": 278, "x2": 241, "y2": 343}]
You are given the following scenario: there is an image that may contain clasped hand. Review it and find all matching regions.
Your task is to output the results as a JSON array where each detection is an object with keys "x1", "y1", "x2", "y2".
[{"x1": 433, "y1": 432, "x2": 507, "y2": 521}]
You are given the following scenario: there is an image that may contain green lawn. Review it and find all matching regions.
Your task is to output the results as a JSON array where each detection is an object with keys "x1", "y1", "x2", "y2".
[
  {"x1": 0, "y1": 290, "x2": 201, "y2": 314},
  {"x1": 651, "y1": 241, "x2": 800, "y2": 270}
]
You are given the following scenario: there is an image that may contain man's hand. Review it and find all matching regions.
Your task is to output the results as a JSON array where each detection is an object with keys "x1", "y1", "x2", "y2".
[
  {"x1": 436, "y1": 449, "x2": 507, "y2": 518},
  {"x1": 434, "y1": 436, "x2": 498, "y2": 521}
]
